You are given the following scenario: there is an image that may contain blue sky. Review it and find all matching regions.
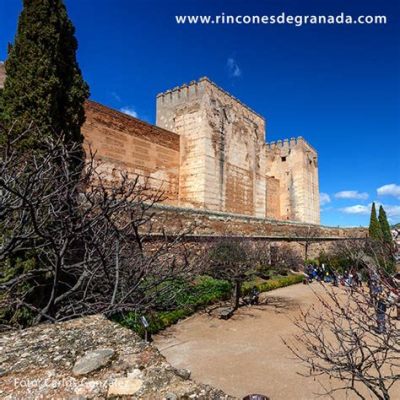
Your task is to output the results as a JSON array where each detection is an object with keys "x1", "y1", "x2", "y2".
[{"x1": 1, "y1": 0, "x2": 399, "y2": 227}]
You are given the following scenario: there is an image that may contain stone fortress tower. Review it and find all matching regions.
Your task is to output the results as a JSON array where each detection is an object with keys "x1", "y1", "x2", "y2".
[
  {"x1": 156, "y1": 77, "x2": 266, "y2": 217},
  {"x1": 266, "y1": 138, "x2": 320, "y2": 224},
  {"x1": 156, "y1": 77, "x2": 320, "y2": 224}
]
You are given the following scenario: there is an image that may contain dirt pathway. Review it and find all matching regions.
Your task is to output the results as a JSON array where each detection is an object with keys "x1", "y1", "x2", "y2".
[{"x1": 154, "y1": 283, "x2": 357, "y2": 399}]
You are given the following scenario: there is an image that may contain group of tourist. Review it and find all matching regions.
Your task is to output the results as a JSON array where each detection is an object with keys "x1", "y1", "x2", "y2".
[
  {"x1": 304, "y1": 264, "x2": 400, "y2": 334},
  {"x1": 304, "y1": 264, "x2": 362, "y2": 287}
]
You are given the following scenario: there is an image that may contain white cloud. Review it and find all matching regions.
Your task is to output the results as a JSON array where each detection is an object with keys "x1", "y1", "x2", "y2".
[
  {"x1": 320, "y1": 192, "x2": 331, "y2": 206},
  {"x1": 377, "y1": 184, "x2": 400, "y2": 199},
  {"x1": 120, "y1": 106, "x2": 138, "y2": 118},
  {"x1": 339, "y1": 205, "x2": 370, "y2": 215},
  {"x1": 111, "y1": 92, "x2": 121, "y2": 102},
  {"x1": 339, "y1": 202, "x2": 400, "y2": 218},
  {"x1": 335, "y1": 190, "x2": 369, "y2": 200},
  {"x1": 227, "y1": 58, "x2": 241, "y2": 78},
  {"x1": 384, "y1": 204, "x2": 400, "y2": 218}
]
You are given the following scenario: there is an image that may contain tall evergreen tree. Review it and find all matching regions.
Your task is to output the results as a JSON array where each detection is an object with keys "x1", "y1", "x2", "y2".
[
  {"x1": 1, "y1": 0, "x2": 89, "y2": 148},
  {"x1": 369, "y1": 202, "x2": 383, "y2": 240},
  {"x1": 378, "y1": 205, "x2": 393, "y2": 245},
  {"x1": 0, "y1": 0, "x2": 89, "y2": 326}
]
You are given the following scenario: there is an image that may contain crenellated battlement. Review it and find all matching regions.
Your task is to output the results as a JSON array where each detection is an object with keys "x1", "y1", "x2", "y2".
[
  {"x1": 266, "y1": 136, "x2": 317, "y2": 154},
  {"x1": 157, "y1": 76, "x2": 264, "y2": 120},
  {"x1": 156, "y1": 78, "x2": 206, "y2": 103}
]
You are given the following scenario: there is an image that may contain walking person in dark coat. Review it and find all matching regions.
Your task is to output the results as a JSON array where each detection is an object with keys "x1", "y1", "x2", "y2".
[{"x1": 376, "y1": 293, "x2": 387, "y2": 334}]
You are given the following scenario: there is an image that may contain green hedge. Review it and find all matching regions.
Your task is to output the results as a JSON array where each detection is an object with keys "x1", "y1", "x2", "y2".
[
  {"x1": 117, "y1": 276, "x2": 232, "y2": 335},
  {"x1": 242, "y1": 274, "x2": 304, "y2": 295},
  {"x1": 117, "y1": 274, "x2": 303, "y2": 336}
]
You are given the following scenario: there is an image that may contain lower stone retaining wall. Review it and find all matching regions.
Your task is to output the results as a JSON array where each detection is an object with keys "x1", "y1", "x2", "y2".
[
  {"x1": 145, "y1": 205, "x2": 367, "y2": 260},
  {"x1": 149, "y1": 205, "x2": 367, "y2": 239}
]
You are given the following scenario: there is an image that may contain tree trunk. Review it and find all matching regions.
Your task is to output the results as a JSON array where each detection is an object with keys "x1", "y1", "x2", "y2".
[
  {"x1": 305, "y1": 242, "x2": 309, "y2": 263},
  {"x1": 234, "y1": 280, "x2": 241, "y2": 310}
]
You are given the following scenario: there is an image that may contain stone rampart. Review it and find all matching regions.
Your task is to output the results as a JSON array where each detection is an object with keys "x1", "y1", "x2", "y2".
[{"x1": 82, "y1": 101, "x2": 180, "y2": 204}]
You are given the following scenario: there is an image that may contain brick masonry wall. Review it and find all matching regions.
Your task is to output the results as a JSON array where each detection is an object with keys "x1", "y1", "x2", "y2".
[{"x1": 82, "y1": 101, "x2": 180, "y2": 204}]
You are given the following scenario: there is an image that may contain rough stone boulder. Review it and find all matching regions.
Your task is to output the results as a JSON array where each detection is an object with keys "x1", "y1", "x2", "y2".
[
  {"x1": 0, "y1": 314, "x2": 233, "y2": 399},
  {"x1": 72, "y1": 348, "x2": 115, "y2": 376}
]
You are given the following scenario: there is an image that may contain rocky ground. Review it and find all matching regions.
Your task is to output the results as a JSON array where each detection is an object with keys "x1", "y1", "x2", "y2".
[{"x1": 0, "y1": 315, "x2": 233, "y2": 399}]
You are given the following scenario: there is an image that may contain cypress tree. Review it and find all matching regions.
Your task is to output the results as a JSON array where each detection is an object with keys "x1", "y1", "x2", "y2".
[
  {"x1": 369, "y1": 202, "x2": 383, "y2": 240},
  {"x1": 378, "y1": 205, "x2": 393, "y2": 245},
  {"x1": 1, "y1": 0, "x2": 89, "y2": 149},
  {"x1": 0, "y1": 0, "x2": 89, "y2": 326}
]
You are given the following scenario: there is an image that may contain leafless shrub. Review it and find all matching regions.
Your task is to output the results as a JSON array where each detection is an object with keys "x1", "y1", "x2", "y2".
[
  {"x1": 205, "y1": 239, "x2": 257, "y2": 310},
  {"x1": 284, "y1": 241, "x2": 400, "y2": 399},
  {"x1": 0, "y1": 125, "x2": 193, "y2": 328},
  {"x1": 270, "y1": 243, "x2": 303, "y2": 273}
]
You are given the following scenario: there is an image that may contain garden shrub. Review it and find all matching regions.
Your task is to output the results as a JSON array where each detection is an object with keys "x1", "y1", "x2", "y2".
[{"x1": 118, "y1": 274, "x2": 303, "y2": 336}]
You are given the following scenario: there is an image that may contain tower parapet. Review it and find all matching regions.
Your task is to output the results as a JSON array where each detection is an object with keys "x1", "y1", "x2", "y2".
[
  {"x1": 157, "y1": 77, "x2": 264, "y2": 121},
  {"x1": 266, "y1": 136, "x2": 316, "y2": 153}
]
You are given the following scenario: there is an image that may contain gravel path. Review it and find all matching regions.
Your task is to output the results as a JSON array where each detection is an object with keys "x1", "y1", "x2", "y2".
[{"x1": 154, "y1": 283, "x2": 358, "y2": 399}]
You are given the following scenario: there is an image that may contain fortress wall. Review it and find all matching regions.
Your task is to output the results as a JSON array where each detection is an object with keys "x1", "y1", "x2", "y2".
[
  {"x1": 149, "y1": 205, "x2": 365, "y2": 237},
  {"x1": 0, "y1": 65, "x2": 322, "y2": 225},
  {"x1": 82, "y1": 101, "x2": 180, "y2": 204},
  {"x1": 156, "y1": 77, "x2": 267, "y2": 217},
  {"x1": 146, "y1": 205, "x2": 367, "y2": 259}
]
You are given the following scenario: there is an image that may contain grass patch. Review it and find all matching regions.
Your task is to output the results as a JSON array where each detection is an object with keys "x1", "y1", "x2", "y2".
[{"x1": 117, "y1": 273, "x2": 303, "y2": 336}]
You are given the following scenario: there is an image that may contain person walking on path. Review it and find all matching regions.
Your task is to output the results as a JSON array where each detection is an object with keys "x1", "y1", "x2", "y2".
[
  {"x1": 376, "y1": 293, "x2": 387, "y2": 334},
  {"x1": 391, "y1": 273, "x2": 400, "y2": 320}
]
